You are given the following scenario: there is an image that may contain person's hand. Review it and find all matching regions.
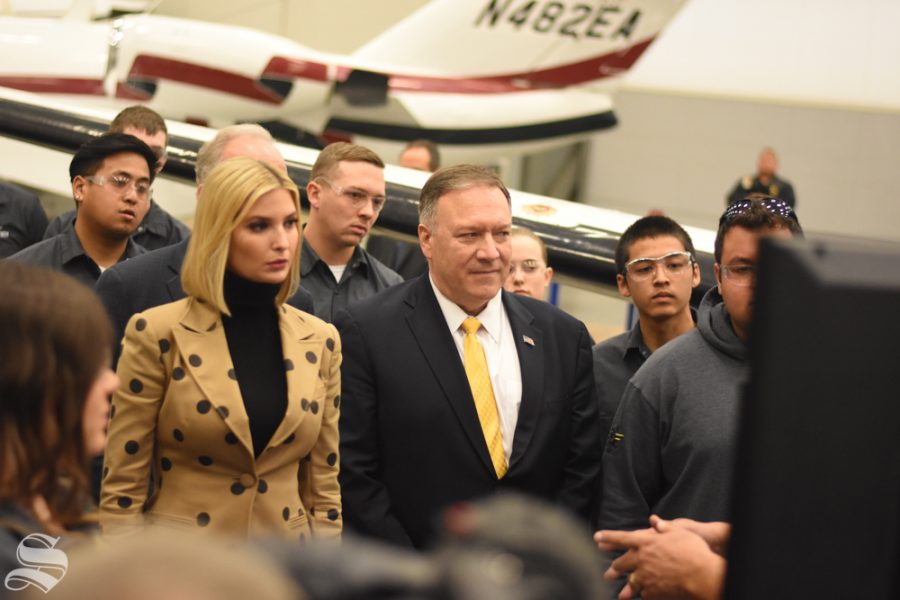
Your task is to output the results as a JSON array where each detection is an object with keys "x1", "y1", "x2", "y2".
[
  {"x1": 650, "y1": 515, "x2": 731, "y2": 556},
  {"x1": 594, "y1": 526, "x2": 726, "y2": 600}
]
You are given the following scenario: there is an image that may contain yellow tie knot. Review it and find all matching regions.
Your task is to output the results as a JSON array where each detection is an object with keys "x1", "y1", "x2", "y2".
[{"x1": 462, "y1": 317, "x2": 481, "y2": 335}]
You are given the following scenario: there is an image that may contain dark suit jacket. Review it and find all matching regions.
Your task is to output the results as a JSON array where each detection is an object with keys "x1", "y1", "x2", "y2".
[
  {"x1": 334, "y1": 275, "x2": 603, "y2": 549},
  {"x1": 95, "y1": 239, "x2": 315, "y2": 365}
]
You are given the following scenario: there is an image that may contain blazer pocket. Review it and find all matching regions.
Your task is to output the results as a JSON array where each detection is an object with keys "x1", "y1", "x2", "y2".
[
  {"x1": 287, "y1": 512, "x2": 311, "y2": 539},
  {"x1": 147, "y1": 511, "x2": 198, "y2": 532}
]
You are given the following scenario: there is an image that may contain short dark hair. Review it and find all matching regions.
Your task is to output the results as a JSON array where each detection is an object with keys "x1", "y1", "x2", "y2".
[
  {"x1": 0, "y1": 262, "x2": 113, "y2": 525},
  {"x1": 419, "y1": 164, "x2": 510, "y2": 227},
  {"x1": 69, "y1": 132, "x2": 158, "y2": 183},
  {"x1": 109, "y1": 105, "x2": 168, "y2": 141},
  {"x1": 403, "y1": 139, "x2": 441, "y2": 171},
  {"x1": 615, "y1": 216, "x2": 696, "y2": 274},
  {"x1": 714, "y1": 194, "x2": 803, "y2": 262}
]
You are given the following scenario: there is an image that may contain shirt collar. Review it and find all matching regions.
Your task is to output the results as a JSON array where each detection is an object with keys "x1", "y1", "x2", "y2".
[
  {"x1": 429, "y1": 274, "x2": 504, "y2": 344},
  {"x1": 58, "y1": 226, "x2": 143, "y2": 265},
  {"x1": 301, "y1": 239, "x2": 370, "y2": 278}
]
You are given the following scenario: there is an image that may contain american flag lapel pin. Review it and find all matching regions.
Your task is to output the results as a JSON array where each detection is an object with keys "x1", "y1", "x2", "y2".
[{"x1": 522, "y1": 335, "x2": 535, "y2": 346}]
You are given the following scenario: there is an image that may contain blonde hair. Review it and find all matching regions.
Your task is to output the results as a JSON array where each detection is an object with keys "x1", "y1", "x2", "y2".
[
  {"x1": 182, "y1": 157, "x2": 301, "y2": 314},
  {"x1": 511, "y1": 226, "x2": 548, "y2": 264}
]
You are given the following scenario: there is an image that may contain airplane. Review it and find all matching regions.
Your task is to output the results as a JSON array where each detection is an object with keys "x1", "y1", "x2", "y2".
[{"x1": 0, "y1": 0, "x2": 686, "y2": 163}]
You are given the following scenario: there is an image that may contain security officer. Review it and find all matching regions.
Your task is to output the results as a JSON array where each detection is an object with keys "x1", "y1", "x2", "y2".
[{"x1": 727, "y1": 147, "x2": 796, "y2": 208}]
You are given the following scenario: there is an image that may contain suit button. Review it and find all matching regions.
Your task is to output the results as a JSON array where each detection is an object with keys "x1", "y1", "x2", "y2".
[{"x1": 239, "y1": 473, "x2": 256, "y2": 487}]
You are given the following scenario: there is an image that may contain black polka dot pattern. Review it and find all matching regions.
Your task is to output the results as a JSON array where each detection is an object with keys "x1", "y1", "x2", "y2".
[
  {"x1": 300, "y1": 399, "x2": 309, "y2": 411},
  {"x1": 117, "y1": 496, "x2": 133, "y2": 509},
  {"x1": 258, "y1": 480, "x2": 268, "y2": 493},
  {"x1": 327, "y1": 509, "x2": 339, "y2": 521},
  {"x1": 305, "y1": 351, "x2": 317, "y2": 364},
  {"x1": 197, "y1": 400, "x2": 211, "y2": 414},
  {"x1": 197, "y1": 512, "x2": 210, "y2": 527},
  {"x1": 333, "y1": 395, "x2": 340, "y2": 409},
  {"x1": 173, "y1": 428, "x2": 184, "y2": 442},
  {"x1": 283, "y1": 433, "x2": 295, "y2": 445},
  {"x1": 124, "y1": 440, "x2": 139, "y2": 455},
  {"x1": 189, "y1": 354, "x2": 202, "y2": 367},
  {"x1": 103, "y1": 467, "x2": 109, "y2": 480},
  {"x1": 129, "y1": 379, "x2": 143, "y2": 394},
  {"x1": 135, "y1": 318, "x2": 146, "y2": 332},
  {"x1": 230, "y1": 483, "x2": 245, "y2": 495},
  {"x1": 198, "y1": 456, "x2": 213, "y2": 466},
  {"x1": 159, "y1": 339, "x2": 170, "y2": 353},
  {"x1": 227, "y1": 369, "x2": 237, "y2": 380},
  {"x1": 326, "y1": 453, "x2": 337, "y2": 467},
  {"x1": 172, "y1": 367, "x2": 185, "y2": 381},
  {"x1": 310, "y1": 401, "x2": 319, "y2": 415},
  {"x1": 326, "y1": 338, "x2": 335, "y2": 352},
  {"x1": 284, "y1": 359, "x2": 294, "y2": 371},
  {"x1": 216, "y1": 406, "x2": 229, "y2": 419},
  {"x1": 282, "y1": 507, "x2": 290, "y2": 521},
  {"x1": 161, "y1": 458, "x2": 172, "y2": 471},
  {"x1": 225, "y1": 432, "x2": 238, "y2": 445}
]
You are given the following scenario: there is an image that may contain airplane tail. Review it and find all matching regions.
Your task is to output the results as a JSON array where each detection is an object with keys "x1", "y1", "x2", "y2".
[{"x1": 352, "y1": 0, "x2": 685, "y2": 88}]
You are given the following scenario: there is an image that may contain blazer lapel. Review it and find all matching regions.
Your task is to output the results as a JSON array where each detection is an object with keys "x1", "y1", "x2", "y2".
[
  {"x1": 405, "y1": 277, "x2": 496, "y2": 476},
  {"x1": 171, "y1": 298, "x2": 254, "y2": 457},
  {"x1": 504, "y1": 293, "x2": 545, "y2": 470},
  {"x1": 267, "y1": 306, "x2": 323, "y2": 447}
]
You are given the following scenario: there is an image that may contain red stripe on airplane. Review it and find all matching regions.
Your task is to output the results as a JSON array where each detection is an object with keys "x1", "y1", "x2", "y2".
[
  {"x1": 0, "y1": 76, "x2": 105, "y2": 95},
  {"x1": 126, "y1": 55, "x2": 283, "y2": 104},
  {"x1": 115, "y1": 82, "x2": 152, "y2": 101},
  {"x1": 262, "y1": 57, "x2": 328, "y2": 82}
]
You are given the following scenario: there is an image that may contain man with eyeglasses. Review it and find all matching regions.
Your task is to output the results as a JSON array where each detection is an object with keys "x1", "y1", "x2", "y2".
[
  {"x1": 43, "y1": 106, "x2": 190, "y2": 251},
  {"x1": 597, "y1": 196, "x2": 802, "y2": 592},
  {"x1": 9, "y1": 133, "x2": 156, "y2": 286},
  {"x1": 302, "y1": 142, "x2": 403, "y2": 321},
  {"x1": 591, "y1": 216, "x2": 701, "y2": 477}
]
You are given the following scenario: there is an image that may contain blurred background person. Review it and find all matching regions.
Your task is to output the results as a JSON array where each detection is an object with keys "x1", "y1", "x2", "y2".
[
  {"x1": 503, "y1": 226, "x2": 553, "y2": 301},
  {"x1": 0, "y1": 262, "x2": 116, "y2": 574},
  {"x1": 727, "y1": 147, "x2": 796, "y2": 208},
  {"x1": 367, "y1": 139, "x2": 441, "y2": 281},
  {"x1": 100, "y1": 158, "x2": 341, "y2": 541},
  {"x1": 44, "y1": 105, "x2": 189, "y2": 251}
]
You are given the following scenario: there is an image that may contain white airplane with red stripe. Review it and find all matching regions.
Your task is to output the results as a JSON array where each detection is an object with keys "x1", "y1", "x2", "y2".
[{"x1": 0, "y1": 0, "x2": 685, "y2": 159}]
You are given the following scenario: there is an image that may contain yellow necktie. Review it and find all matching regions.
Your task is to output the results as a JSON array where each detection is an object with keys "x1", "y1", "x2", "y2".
[{"x1": 461, "y1": 317, "x2": 507, "y2": 479}]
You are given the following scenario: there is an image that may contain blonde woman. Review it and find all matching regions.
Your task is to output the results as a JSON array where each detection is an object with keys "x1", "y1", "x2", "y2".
[{"x1": 101, "y1": 157, "x2": 341, "y2": 541}]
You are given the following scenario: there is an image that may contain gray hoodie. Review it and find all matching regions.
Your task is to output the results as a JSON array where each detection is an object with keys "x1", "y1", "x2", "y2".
[{"x1": 597, "y1": 287, "x2": 747, "y2": 531}]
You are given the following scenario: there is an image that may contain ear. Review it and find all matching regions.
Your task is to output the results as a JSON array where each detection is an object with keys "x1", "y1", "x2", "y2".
[
  {"x1": 307, "y1": 181, "x2": 322, "y2": 210},
  {"x1": 691, "y1": 261, "x2": 702, "y2": 289},
  {"x1": 616, "y1": 273, "x2": 632, "y2": 298},
  {"x1": 195, "y1": 183, "x2": 204, "y2": 201},
  {"x1": 714, "y1": 263, "x2": 722, "y2": 294},
  {"x1": 543, "y1": 266, "x2": 554, "y2": 285},
  {"x1": 71, "y1": 176, "x2": 86, "y2": 208},
  {"x1": 418, "y1": 223, "x2": 433, "y2": 260}
]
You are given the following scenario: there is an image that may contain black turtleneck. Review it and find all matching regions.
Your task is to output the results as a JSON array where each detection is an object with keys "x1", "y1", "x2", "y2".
[{"x1": 221, "y1": 270, "x2": 287, "y2": 458}]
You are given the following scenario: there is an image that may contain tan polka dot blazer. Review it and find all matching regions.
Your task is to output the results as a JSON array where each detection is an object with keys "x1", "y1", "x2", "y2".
[{"x1": 100, "y1": 296, "x2": 342, "y2": 541}]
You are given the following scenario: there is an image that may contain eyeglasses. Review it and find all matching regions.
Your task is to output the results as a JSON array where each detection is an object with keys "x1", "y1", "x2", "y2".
[
  {"x1": 509, "y1": 258, "x2": 545, "y2": 276},
  {"x1": 720, "y1": 263, "x2": 756, "y2": 286},
  {"x1": 86, "y1": 174, "x2": 152, "y2": 199},
  {"x1": 623, "y1": 251, "x2": 694, "y2": 281},
  {"x1": 318, "y1": 178, "x2": 386, "y2": 212},
  {"x1": 720, "y1": 196, "x2": 798, "y2": 227}
]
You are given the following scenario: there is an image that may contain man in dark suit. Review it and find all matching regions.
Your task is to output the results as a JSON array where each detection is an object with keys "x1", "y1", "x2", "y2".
[
  {"x1": 335, "y1": 164, "x2": 603, "y2": 549},
  {"x1": 95, "y1": 124, "x2": 312, "y2": 362}
]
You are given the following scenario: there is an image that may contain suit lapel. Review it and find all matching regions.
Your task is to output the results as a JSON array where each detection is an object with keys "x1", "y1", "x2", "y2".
[
  {"x1": 172, "y1": 298, "x2": 254, "y2": 456},
  {"x1": 267, "y1": 306, "x2": 322, "y2": 447},
  {"x1": 504, "y1": 293, "x2": 545, "y2": 470},
  {"x1": 405, "y1": 277, "x2": 496, "y2": 476}
]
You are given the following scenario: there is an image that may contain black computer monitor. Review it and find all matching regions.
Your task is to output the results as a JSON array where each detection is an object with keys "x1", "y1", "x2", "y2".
[{"x1": 725, "y1": 237, "x2": 900, "y2": 599}]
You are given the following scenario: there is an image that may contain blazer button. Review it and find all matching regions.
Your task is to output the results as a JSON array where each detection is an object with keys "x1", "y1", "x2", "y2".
[{"x1": 239, "y1": 473, "x2": 256, "y2": 488}]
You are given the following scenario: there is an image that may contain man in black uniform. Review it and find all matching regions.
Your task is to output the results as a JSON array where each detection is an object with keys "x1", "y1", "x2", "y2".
[
  {"x1": 727, "y1": 147, "x2": 796, "y2": 208},
  {"x1": 0, "y1": 182, "x2": 48, "y2": 258},
  {"x1": 44, "y1": 106, "x2": 189, "y2": 250}
]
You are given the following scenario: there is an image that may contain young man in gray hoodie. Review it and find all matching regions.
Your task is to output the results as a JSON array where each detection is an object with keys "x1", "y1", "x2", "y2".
[{"x1": 598, "y1": 196, "x2": 803, "y2": 537}]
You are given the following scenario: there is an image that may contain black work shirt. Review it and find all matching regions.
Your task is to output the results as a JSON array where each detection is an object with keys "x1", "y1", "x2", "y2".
[
  {"x1": 592, "y1": 322, "x2": 651, "y2": 443},
  {"x1": 727, "y1": 174, "x2": 796, "y2": 208},
  {"x1": 8, "y1": 225, "x2": 146, "y2": 287},
  {"x1": 0, "y1": 182, "x2": 48, "y2": 258},
  {"x1": 44, "y1": 200, "x2": 189, "y2": 251},
  {"x1": 300, "y1": 240, "x2": 403, "y2": 322}
]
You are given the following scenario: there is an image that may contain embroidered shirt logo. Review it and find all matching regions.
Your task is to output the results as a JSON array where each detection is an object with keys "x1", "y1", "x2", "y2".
[{"x1": 3, "y1": 534, "x2": 68, "y2": 593}]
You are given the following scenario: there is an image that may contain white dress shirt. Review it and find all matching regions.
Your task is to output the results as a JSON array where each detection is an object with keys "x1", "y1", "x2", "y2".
[{"x1": 430, "y1": 276, "x2": 522, "y2": 461}]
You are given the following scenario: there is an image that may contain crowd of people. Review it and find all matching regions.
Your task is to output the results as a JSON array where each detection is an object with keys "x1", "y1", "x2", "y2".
[{"x1": 0, "y1": 104, "x2": 806, "y2": 599}]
